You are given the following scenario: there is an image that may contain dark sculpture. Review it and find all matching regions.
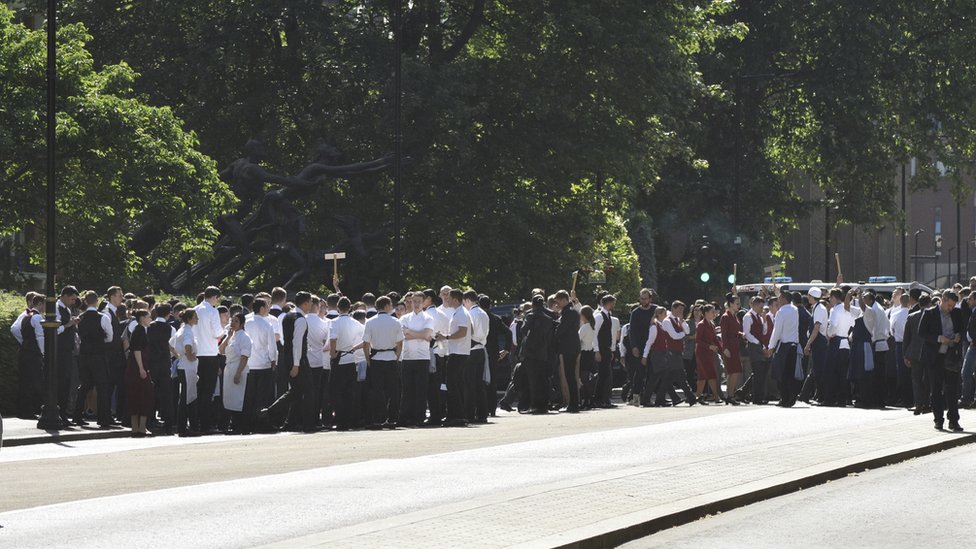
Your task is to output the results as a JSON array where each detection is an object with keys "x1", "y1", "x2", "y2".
[{"x1": 135, "y1": 139, "x2": 397, "y2": 293}]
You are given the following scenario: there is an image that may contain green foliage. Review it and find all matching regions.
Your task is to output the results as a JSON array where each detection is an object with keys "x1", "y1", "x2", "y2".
[
  {"x1": 0, "y1": 5, "x2": 235, "y2": 290},
  {"x1": 0, "y1": 291, "x2": 25, "y2": 416}
]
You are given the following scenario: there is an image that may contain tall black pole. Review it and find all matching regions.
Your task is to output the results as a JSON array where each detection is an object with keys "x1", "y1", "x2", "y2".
[
  {"x1": 392, "y1": 0, "x2": 403, "y2": 288},
  {"x1": 38, "y1": 0, "x2": 61, "y2": 430},
  {"x1": 956, "y1": 200, "x2": 962, "y2": 282},
  {"x1": 824, "y1": 200, "x2": 830, "y2": 281},
  {"x1": 901, "y1": 164, "x2": 907, "y2": 281}
]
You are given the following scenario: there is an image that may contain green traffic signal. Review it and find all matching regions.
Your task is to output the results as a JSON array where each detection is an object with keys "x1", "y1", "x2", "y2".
[
  {"x1": 727, "y1": 274, "x2": 736, "y2": 284},
  {"x1": 700, "y1": 272, "x2": 710, "y2": 283}
]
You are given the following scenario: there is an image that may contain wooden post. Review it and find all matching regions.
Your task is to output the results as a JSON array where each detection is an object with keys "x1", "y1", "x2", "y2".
[{"x1": 324, "y1": 252, "x2": 347, "y2": 282}]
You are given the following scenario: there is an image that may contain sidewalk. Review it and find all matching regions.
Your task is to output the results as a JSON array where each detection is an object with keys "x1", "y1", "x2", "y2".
[
  {"x1": 2, "y1": 417, "x2": 131, "y2": 447},
  {"x1": 264, "y1": 409, "x2": 976, "y2": 549}
]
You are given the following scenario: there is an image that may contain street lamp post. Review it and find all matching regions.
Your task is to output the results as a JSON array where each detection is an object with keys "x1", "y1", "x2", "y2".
[
  {"x1": 914, "y1": 229, "x2": 925, "y2": 282},
  {"x1": 391, "y1": 0, "x2": 403, "y2": 288},
  {"x1": 37, "y1": 0, "x2": 61, "y2": 430},
  {"x1": 948, "y1": 247, "x2": 956, "y2": 286}
]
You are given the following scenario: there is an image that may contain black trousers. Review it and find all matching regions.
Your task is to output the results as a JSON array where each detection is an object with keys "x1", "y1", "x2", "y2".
[
  {"x1": 331, "y1": 362, "x2": 359, "y2": 430},
  {"x1": 151, "y1": 359, "x2": 175, "y2": 427},
  {"x1": 319, "y1": 368, "x2": 333, "y2": 428},
  {"x1": 927, "y1": 354, "x2": 961, "y2": 423},
  {"x1": 465, "y1": 348, "x2": 488, "y2": 421},
  {"x1": 500, "y1": 361, "x2": 529, "y2": 411},
  {"x1": 560, "y1": 351, "x2": 580, "y2": 411},
  {"x1": 74, "y1": 353, "x2": 111, "y2": 424},
  {"x1": 56, "y1": 345, "x2": 75, "y2": 419},
  {"x1": 267, "y1": 362, "x2": 319, "y2": 430},
  {"x1": 825, "y1": 338, "x2": 850, "y2": 405},
  {"x1": 773, "y1": 344, "x2": 798, "y2": 407},
  {"x1": 242, "y1": 368, "x2": 275, "y2": 433},
  {"x1": 525, "y1": 357, "x2": 550, "y2": 412},
  {"x1": 751, "y1": 359, "x2": 770, "y2": 403},
  {"x1": 427, "y1": 355, "x2": 447, "y2": 423},
  {"x1": 17, "y1": 351, "x2": 43, "y2": 419},
  {"x1": 485, "y1": 352, "x2": 500, "y2": 416},
  {"x1": 579, "y1": 351, "x2": 597, "y2": 407},
  {"x1": 107, "y1": 348, "x2": 126, "y2": 420},
  {"x1": 196, "y1": 355, "x2": 220, "y2": 430},
  {"x1": 400, "y1": 359, "x2": 429, "y2": 425},
  {"x1": 177, "y1": 369, "x2": 199, "y2": 432},
  {"x1": 594, "y1": 347, "x2": 613, "y2": 405},
  {"x1": 368, "y1": 359, "x2": 400, "y2": 425},
  {"x1": 445, "y1": 354, "x2": 467, "y2": 422}
]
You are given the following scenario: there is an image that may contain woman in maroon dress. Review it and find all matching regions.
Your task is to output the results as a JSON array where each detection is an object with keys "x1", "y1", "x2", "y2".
[
  {"x1": 124, "y1": 310, "x2": 154, "y2": 437},
  {"x1": 720, "y1": 293, "x2": 743, "y2": 405},
  {"x1": 695, "y1": 304, "x2": 727, "y2": 404}
]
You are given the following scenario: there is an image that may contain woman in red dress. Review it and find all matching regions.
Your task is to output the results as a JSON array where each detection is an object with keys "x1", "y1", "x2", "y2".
[
  {"x1": 720, "y1": 293, "x2": 743, "y2": 405},
  {"x1": 695, "y1": 304, "x2": 727, "y2": 404},
  {"x1": 124, "y1": 310, "x2": 154, "y2": 437}
]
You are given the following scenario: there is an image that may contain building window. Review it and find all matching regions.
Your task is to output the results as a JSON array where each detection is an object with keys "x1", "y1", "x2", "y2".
[{"x1": 935, "y1": 207, "x2": 942, "y2": 234}]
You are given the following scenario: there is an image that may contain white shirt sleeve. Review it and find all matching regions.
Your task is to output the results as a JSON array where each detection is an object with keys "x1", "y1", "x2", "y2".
[
  {"x1": 238, "y1": 332, "x2": 252, "y2": 358},
  {"x1": 32, "y1": 314, "x2": 45, "y2": 355},
  {"x1": 101, "y1": 313, "x2": 114, "y2": 342},
  {"x1": 10, "y1": 313, "x2": 24, "y2": 345},
  {"x1": 743, "y1": 313, "x2": 759, "y2": 345},
  {"x1": 660, "y1": 319, "x2": 683, "y2": 341},
  {"x1": 643, "y1": 325, "x2": 657, "y2": 358}
]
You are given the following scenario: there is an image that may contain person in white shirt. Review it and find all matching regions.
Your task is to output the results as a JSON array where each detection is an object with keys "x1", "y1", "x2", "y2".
[
  {"x1": 400, "y1": 291, "x2": 435, "y2": 426},
  {"x1": 860, "y1": 291, "x2": 890, "y2": 408},
  {"x1": 888, "y1": 292, "x2": 911, "y2": 407},
  {"x1": 825, "y1": 287, "x2": 856, "y2": 406},
  {"x1": 306, "y1": 296, "x2": 331, "y2": 429},
  {"x1": 424, "y1": 287, "x2": 451, "y2": 425},
  {"x1": 174, "y1": 308, "x2": 200, "y2": 436},
  {"x1": 362, "y1": 295, "x2": 405, "y2": 429},
  {"x1": 9, "y1": 291, "x2": 39, "y2": 346},
  {"x1": 242, "y1": 298, "x2": 278, "y2": 433},
  {"x1": 330, "y1": 297, "x2": 364, "y2": 430},
  {"x1": 219, "y1": 312, "x2": 252, "y2": 433},
  {"x1": 766, "y1": 292, "x2": 800, "y2": 407},
  {"x1": 263, "y1": 291, "x2": 318, "y2": 432},
  {"x1": 802, "y1": 288, "x2": 829, "y2": 404},
  {"x1": 463, "y1": 290, "x2": 491, "y2": 423},
  {"x1": 435, "y1": 289, "x2": 471, "y2": 427},
  {"x1": 15, "y1": 293, "x2": 47, "y2": 419},
  {"x1": 193, "y1": 286, "x2": 224, "y2": 432}
]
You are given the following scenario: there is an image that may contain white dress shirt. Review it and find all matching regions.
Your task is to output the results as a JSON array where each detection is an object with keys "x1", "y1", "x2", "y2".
[
  {"x1": 642, "y1": 324, "x2": 659, "y2": 358},
  {"x1": 331, "y1": 314, "x2": 364, "y2": 366},
  {"x1": 828, "y1": 303, "x2": 855, "y2": 350},
  {"x1": 863, "y1": 302, "x2": 891, "y2": 350},
  {"x1": 768, "y1": 303, "x2": 799, "y2": 350},
  {"x1": 290, "y1": 313, "x2": 308, "y2": 367},
  {"x1": 174, "y1": 324, "x2": 198, "y2": 369},
  {"x1": 468, "y1": 305, "x2": 490, "y2": 350},
  {"x1": 434, "y1": 305, "x2": 454, "y2": 357},
  {"x1": 400, "y1": 311, "x2": 434, "y2": 361},
  {"x1": 811, "y1": 303, "x2": 828, "y2": 332},
  {"x1": 193, "y1": 301, "x2": 223, "y2": 356},
  {"x1": 448, "y1": 306, "x2": 472, "y2": 356},
  {"x1": 244, "y1": 314, "x2": 277, "y2": 370},
  {"x1": 15, "y1": 309, "x2": 46, "y2": 354},
  {"x1": 578, "y1": 323, "x2": 596, "y2": 352},
  {"x1": 363, "y1": 312, "x2": 404, "y2": 362},
  {"x1": 742, "y1": 311, "x2": 765, "y2": 345},
  {"x1": 306, "y1": 314, "x2": 330, "y2": 369},
  {"x1": 889, "y1": 306, "x2": 909, "y2": 343},
  {"x1": 661, "y1": 315, "x2": 689, "y2": 341}
]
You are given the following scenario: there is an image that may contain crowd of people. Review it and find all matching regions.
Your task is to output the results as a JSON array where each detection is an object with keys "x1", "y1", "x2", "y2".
[{"x1": 9, "y1": 276, "x2": 975, "y2": 437}]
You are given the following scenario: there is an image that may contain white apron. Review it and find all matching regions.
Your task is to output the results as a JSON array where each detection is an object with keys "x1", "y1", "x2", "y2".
[{"x1": 221, "y1": 332, "x2": 251, "y2": 412}]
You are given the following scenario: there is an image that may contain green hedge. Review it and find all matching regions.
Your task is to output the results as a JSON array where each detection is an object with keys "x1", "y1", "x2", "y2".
[{"x1": 0, "y1": 290, "x2": 25, "y2": 416}]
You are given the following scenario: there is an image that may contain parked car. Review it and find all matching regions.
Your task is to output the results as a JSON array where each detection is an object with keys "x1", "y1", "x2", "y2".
[{"x1": 735, "y1": 277, "x2": 933, "y2": 302}]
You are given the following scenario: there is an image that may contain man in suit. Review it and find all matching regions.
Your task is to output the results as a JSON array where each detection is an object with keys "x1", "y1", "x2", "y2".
[
  {"x1": 917, "y1": 291, "x2": 965, "y2": 431},
  {"x1": 555, "y1": 290, "x2": 582, "y2": 412},
  {"x1": 56, "y1": 286, "x2": 80, "y2": 425},
  {"x1": 102, "y1": 286, "x2": 126, "y2": 424},
  {"x1": 521, "y1": 295, "x2": 554, "y2": 414},
  {"x1": 481, "y1": 295, "x2": 512, "y2": 417},
  {"x1": 593, "y1": 294, "x2": 617, "y2": 408}
]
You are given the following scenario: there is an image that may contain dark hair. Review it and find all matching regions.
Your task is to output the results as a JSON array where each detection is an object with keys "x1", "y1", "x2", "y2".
[
  {"x1": 829, "y1": 288, "x2": 845, "y2": 301},
  {"x1": 155, "y1": 303, "x2": 172, "y2": 318},
  {"x1": 326, "y1": 293, "x2": 340, "y2": 307},
  {"x1": 106, "y1": 286, "x2": 123, "y2": 299},
  {"x1": 83, "y1": 291, "x2": 99, "y2": 306},
  {"x1": 791, "y1": 292, "x2": 804, "y2": 306},
  {"x1": 338, "y1": 296, "x2": 352, "y2": 312},
  {"x1": 271, "y1": 287, "x2": 288, "y2": 303},
  {"x1": 462, "y1": 289, "x2": 478, "y2": 302},
  {"x1": 294, "y1": 291, "x2": 312, "y2": 307},
  {"x1": 240, "y1": 294, "x2": 254, "y2": 308},
  {"x1": 387, "y1": 292, "x2": 400, "y2": 303},
  {"x1": 229, "y1": 304, "x2": 243, "y2": 316},
  {"x1": 217, "y1": 306, "x2": 228, "y2": 315},
  {"x1": 725, "y1": 292, "x2": 737, "y2": 305},
  {"x1": 532, "y1": 295, "x2": 545, "y2": 308},
  {"x1": 422, "y1": 288, "x2": 439, "y2": 305},
  {"x1": 133, "y1": 310, "x2": 150, "y2": 322},
  {"x1": 352, "y1": 310, "x2": 367, "y2": 322},
  {"x1": 479, "y1": 295, "x2": 492, "y2": 310},
  {"x1": 375, "y1": 295, "x2": 392, "y2": 310},
  {"x1": 580, "y1": 305, "x2": 595, "y2": 327},
  {"x1": 252, "y1": 298, "x2": 268, "y2": 314},
  {"x1": 143, "y1": 295, "x2": 156, "y2": 308},
  {"x1": 909, "y1": 287, "x2": 923, "y2": 301},
  {"x1": 362, "y1": 293, "x2": 376, "y2": 306},
  {"x1": 600, "y1": 294, "x2": 616, "y2": 306},
  {"x1": 919, "y1": 294, "x2": 932, "y2": 307},
  {"x1": 943, "y1": 291, "x2": 960, "y2": 303},
  {"x1": 60, "y1": 285, "x2": 79, "y2": 297},
  {"x1": 450, "y1": 289, "x2": 464, "y2": 303},
  {"x1": 555, "y1": 290, "x2": 570, "y2": 301},
  {"x1": 180, "y1": 309, "x2": 197, "y2": 323},
  {"x1": 204, "y1": 286, "x2": 222, "y2": 299},
  {"x1": 671, "y1": 300, "x2": 686, "y2": 311},
  {"x1": 233, "y1": 312, "x2": 246, "y2": 328},
  {"x1": 702, "y1": 304, "x2": 715, "y2": 314},
  {"x1": 30, "y1": 294, "x2": 46, "y2": 309}
]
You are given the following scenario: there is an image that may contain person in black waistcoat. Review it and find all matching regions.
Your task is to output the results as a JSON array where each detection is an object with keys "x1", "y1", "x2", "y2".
[
  {"x1": 16, "y1": 294, "x2": 46, "y2": 419},
  {"x1": 917, "y1": 291, "x2": 965, "y2": 432},
  {"x1": 147, "y1": 304, "x2": 177, "y2": 435},
  {"x1": 481, "y1": 295, "x2": 512, "y2": 417},
  {"x1": 56, "y1": 286, "x2": 80, "y2": 425},
  {"x1": 594, "y1": 294, "x2": 617, "y2": 408},
  {"x1": 73, "y1": 291, "x2": 115, "y2": 427},
  {"x1": 101, "y1": 286, "x2": 127, "y2": 425},
  {"x1": 624, "y1": 289, "x2": 656, "y2": 404},
  {"x1": 554, "y1": 290, "x2": 582, "y2": 412},
  {"x1": 261, "y1": 291, "x2": 318, "y2": 432}
]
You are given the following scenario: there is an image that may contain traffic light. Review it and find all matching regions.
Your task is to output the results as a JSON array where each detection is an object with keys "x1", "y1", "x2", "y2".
[
  {"x1": 697, "y1": 237, "x2": 712, "y2": 284},
  {"x1": 727, "y1": 273, "x2": 736, "y2": 285},
  {"x1": 700, "y1": 272, "x2": 711, "y2": 283}
]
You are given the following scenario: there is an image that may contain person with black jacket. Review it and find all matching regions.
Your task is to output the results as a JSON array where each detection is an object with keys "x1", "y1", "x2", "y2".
[
  {"x1": 521, "y1": 295, "x2": 554, "y2": 414},
  {"x1": 917, "y1": 291, "x2": 965, "y2": 431},
  {"x1": 555, "y1": 290, "x2": 582, "y2": 413}
]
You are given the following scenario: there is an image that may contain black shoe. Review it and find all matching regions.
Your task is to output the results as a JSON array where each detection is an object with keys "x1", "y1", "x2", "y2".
[
  {"x1": 442, "y1": 418, "x2": 467, "y2": 427},
  {"x1": 422, "y1": 419, "x2": 442, "y2": 427},
  {"x1": 179, "y1": 430, "x2": 202, "y2": 437},
  {"x1": 935, "y1": 420, "x2": 945, "y2": 431},
  {"x1": 72, "y1": 417, "x2": 90, "y2": 427},
  {"x1": 949, "y1": 421, "x2": 964, "y2": 432},
  {"x1": 498, "y1": 403, "x2": 514, "y2": 412}
]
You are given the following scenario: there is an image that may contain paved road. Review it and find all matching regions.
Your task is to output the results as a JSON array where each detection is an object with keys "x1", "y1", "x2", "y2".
[
  {"x1": 0, "y1": 405, "x2": 966, "y2": 548},
  {"x1": 622, "y1": 442, "x2": 976, "y2": 549}
]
